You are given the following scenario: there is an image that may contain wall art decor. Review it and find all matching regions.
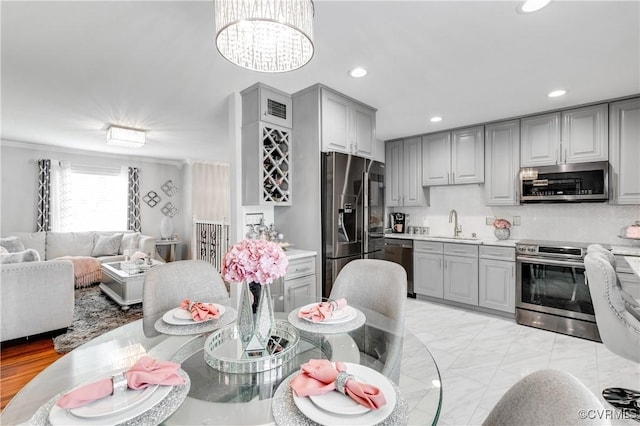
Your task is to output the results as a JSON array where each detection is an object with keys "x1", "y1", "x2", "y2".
[
  {"x1": 143, "y1": 191, "x2": 161, "y2": 207},
  {"x1": 161, "y1": 202, "x2": 179, "y2": 217},
  {"x1": 161, "y1": 180, "x2": 179, "y2": 197}
]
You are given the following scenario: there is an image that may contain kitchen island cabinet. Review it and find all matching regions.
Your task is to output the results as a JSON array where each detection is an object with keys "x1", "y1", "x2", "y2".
[
  {"x1": 609, "y1": 97, "x2": 640, "y2": 205},
  {"x1": 520, "y1": 104, "x2": 608, "y2": 167}
]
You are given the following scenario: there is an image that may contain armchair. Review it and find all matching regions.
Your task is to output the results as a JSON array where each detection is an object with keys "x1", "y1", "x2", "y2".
[{"x1": 584, "y1": 250, "x2": 640, "y2": 417}]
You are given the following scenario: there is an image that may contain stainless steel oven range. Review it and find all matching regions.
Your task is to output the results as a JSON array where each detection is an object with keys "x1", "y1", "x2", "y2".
[{"x1": 515, "y1": 239, "x2": 607, "y2": 342}]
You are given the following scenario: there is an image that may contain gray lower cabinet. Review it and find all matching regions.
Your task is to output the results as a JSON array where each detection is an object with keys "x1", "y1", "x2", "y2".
[
  {"x1": 414, "y1": 250, "x2": 444, "y2": 298},
  {"x1": 478, "y1": 246, "x2": 516, "y2": 314},
  {"x1": 283, "y1": 255, "x2": 316, "y2": 311},
  {"x1": 443, "y1": 243, "x2": 479, "y2": 306}
]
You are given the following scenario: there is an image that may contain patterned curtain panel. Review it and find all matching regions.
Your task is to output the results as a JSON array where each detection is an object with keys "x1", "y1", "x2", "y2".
[
  {"x1": 127, "y1": 167, "x2": 141, "y2": 232},
  {"x1": 36, "y1": 159, "x2": 52, "y2": 232}
]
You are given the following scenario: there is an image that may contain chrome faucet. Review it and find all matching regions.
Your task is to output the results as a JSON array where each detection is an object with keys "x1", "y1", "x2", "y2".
[{"x1": 449, "y1": 209, "x2": 462, "y2": 237}]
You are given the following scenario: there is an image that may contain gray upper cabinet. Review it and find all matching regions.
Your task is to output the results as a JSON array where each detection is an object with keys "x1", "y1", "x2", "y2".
[
  {"x1": 521, "y1": 104, "x2": 608, "y2": 167},
  {"x1": 385, "y1": 137, "x2": 427, "y2": 207},
  {"x1": 452, "y1": 126, "x2": 485, "y2": 184},
  {"x1": 609, "y1": 98, "x2": 640, "y2": 204},
  {"x1": 422, "y1": 132, "x2": 450, "y2": 185},
  {"x1": 562, "y1": 104, "x2": 608, "y2": 163},
  {"x1": 520, "y1": 113, "x2": 561, "y2": 166},
  {"x1": 485, "y1": 120, "x2": 520, "y2": 205},
  {"x1": 422, "y1": 126, "x2": 484, "y2": 186},
  {"x1": 321, "y1": 88, "x2": 375, "y2": 159}
]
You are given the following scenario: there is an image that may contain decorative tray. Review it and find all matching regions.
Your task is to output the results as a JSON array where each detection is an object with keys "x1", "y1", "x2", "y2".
[{"x1": 204, "y1": 320, "x2": 300, "y2": 374}]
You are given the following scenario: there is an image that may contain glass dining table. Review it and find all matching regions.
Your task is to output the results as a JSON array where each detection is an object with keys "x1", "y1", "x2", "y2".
[{"x1": 1, "y1": 296, "x2": 442, "y2": 425}]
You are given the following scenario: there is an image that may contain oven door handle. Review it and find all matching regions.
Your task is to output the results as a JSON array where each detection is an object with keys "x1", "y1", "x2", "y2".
[{"x1": 517, "y1": 256, "x2": 584, "y2": 268}]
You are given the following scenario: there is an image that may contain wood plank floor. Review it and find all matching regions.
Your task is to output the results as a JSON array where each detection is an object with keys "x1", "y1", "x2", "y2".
[{"x1": 0, "y1": 336, "x2": 62, "y2": 411}]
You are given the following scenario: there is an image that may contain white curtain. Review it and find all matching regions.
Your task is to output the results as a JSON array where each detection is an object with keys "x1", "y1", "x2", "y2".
[{"x1": 191, "y1": 162, "x2": 230, "y2": 221}]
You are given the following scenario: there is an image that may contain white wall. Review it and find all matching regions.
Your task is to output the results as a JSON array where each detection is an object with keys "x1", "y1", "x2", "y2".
[
  {"x1": 0, "y1": 142, "x2": 188, "y2": 254},
  {"x1": 389, "y1": 184, "x2": 640, "y2": 246}
]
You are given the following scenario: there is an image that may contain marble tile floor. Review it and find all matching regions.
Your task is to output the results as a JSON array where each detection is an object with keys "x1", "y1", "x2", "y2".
[{"x1": 400, "y1": 298, "x2": 640, "y2": 425}]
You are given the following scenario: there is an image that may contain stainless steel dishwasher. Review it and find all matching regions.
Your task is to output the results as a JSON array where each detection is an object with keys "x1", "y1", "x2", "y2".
[{"x1": 384, "y1": 238, "x2": 415, "y2": 297}]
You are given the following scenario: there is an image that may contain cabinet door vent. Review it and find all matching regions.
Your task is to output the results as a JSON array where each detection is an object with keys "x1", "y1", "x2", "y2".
[{"x1": 267, "y1": 99, "x2": 287, "y2": 120}]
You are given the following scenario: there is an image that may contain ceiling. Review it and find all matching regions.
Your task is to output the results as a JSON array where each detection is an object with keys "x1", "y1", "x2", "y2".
[{"x1": 2, "y1": 1, "x2": 639, "y2": 162}]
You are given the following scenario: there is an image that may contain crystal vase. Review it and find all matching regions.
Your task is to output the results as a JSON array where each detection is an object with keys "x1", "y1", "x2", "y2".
[
  {"x1": 253, "y1": 282, "x2": 274, "y2": 349},
  {"x1": 495, "y1": 228, "x2": 510, "y2": 240},
  {"x1": 237, "y1": 281, "x2": 255, "y2": 350}
]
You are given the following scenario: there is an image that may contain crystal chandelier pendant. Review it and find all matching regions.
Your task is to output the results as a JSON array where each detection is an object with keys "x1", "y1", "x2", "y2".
[{"x1": 214, "y1": 0, "x2": 315, "y2": 73}]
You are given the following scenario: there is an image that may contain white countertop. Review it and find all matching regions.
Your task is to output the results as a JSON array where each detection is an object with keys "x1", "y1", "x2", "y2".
[
  {"x1": 624, "y1": 256, "x2": 640, "y2": 277},
  {"x1": 283, "y1": 248, "x2": 317, "y2": 260},
  {"x1": 384, "y1": 233, "x2": 517, "y2": 247},
  {"x1": 611, "y1": 245, "x2": 640, "y2": 257}
]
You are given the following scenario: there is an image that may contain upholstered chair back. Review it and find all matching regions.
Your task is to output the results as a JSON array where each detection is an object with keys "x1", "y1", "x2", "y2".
[
  {"x1": 142, "y1": 260, "x2": 230, "y2": 335},
  {"x1": 586, "y1": 243, "x2": 616, "y2": 267},
  {"x1": 584, "y1": 252, "x2": 640, "y2": 363},
  {"x1": 328, "y1": 259, "x2": 407, "y2": 382},
  {"x1": 483, "y1": 369, "x2": 610, "y2": 425}
]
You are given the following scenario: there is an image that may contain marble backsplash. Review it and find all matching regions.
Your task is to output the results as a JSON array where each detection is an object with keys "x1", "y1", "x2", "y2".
[{"x1": 388, "y1": 185, "x2": 640, "y2": 246}]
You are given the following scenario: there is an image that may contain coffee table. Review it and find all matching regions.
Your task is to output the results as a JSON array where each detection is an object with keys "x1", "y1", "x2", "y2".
[{"x1": 99, "y1": 260, "x2": 161, "y2": 310}]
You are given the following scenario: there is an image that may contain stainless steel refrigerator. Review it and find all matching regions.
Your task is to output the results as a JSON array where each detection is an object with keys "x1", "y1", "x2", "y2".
[{"x1": 321, "y1": 152, "x2": 385, "y2": 297}]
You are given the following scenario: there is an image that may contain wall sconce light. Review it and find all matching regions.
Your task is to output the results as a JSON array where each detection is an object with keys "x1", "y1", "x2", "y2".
[{"x1": 106, "y1": 126, "x2": 146, "y2": 148}]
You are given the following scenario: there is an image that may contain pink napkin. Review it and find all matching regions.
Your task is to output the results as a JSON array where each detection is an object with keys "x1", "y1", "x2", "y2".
[
  {"x1": 56, "y1": 356, "x2": 185, "y2": 409},
  {"x1": 290, "y1": 359, "x2": 387, "y2": 409},
  {"x1": 298, "y1": 298, "x2": 347, "y2": 322},
  {"x1": 180, "y1": 299, "x2": 221, "y2": 322}
]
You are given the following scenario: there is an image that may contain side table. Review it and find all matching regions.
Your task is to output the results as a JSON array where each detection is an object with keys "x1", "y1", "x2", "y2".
[{"x1": 156, "y1": 239, "x2": 182, "y2": 262}]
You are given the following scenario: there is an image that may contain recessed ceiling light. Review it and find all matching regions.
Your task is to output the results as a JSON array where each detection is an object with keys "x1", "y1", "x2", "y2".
[
  {"x1": 548, "y1": 89, "x2": 567, "y2": 98},
  {"x1": 430, "y1": 116, "x2": 443, "y2": 123},
  {"x1": 349, "y1": 67, "x2": 367, "y2": 78},
  {"x1": 517, "y1": 0, "x2": 551, "y2": 13}
]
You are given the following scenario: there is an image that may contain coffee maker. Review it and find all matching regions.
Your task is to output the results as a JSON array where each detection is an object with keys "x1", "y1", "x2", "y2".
[{"x1": 390, "y1": 213, "x2": 407, "y2": 233}]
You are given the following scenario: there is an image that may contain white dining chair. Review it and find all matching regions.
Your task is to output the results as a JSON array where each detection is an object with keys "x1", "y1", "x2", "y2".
[
  {"x1": 142, "y1": 259, "x2": 230, "y2": 336},
  {"x1": 328, "y1": 259, "x2": 407, "y2": 383}
]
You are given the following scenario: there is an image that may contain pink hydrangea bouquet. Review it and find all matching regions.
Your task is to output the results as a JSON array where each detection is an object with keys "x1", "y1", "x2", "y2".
[
  {"x1": 493, "y1": 218, "x2": 512, "y2": 229},
  {"x1": 222, "y1": 239, "x2": 288, "y2": 285}
]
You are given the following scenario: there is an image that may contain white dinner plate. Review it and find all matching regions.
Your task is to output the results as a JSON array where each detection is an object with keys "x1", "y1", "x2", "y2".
[
  {"x1": 162, "y1": 303, "x2": 226, "y2": 325},
  {"x1": 299, "y1": 303, "x2": 358, "y2": 324},
  {"x1": 69, "y1": 383, "x2": 158, "y2": 418},
  {"x1": 49, "y1": 376, "x2": 173, "y2": 425},
  {"x1": 308, "y1": 376, "x2": 371, "y2": 416},
  {"x1": 292, "y1": 363, "x2": 396, "y2": 426}
]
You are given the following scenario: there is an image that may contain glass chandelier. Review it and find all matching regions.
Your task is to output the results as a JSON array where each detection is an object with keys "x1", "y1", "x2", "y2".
[{"x1": 215, "y1": 0, "x2": 314, "y2": 73}]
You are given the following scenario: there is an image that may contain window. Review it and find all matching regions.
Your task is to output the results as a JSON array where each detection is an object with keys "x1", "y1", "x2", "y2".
[{"x1": 51, "y1": 163, "x2": 128, "y2": 232}]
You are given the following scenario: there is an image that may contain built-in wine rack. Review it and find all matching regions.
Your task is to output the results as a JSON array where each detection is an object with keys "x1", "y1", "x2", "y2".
[{"x1": 261, "y1": 125, "x2": 291, "y2": 204}]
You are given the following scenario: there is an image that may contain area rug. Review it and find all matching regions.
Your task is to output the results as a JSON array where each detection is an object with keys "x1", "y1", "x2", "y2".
[{"x1": 52, "y1": 284, "x2": 143, "y2": 353}]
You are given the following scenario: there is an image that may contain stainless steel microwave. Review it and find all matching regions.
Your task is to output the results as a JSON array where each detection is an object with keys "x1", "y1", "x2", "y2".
[{"x1": 519, "y1": 161, "x2": 609, "y2": 203}]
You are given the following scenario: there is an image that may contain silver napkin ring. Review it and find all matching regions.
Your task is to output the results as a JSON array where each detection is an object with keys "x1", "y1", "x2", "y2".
[
  {"x1": 336, "y1": 371, "x2": 354, "y2": 395},
  {"x1": 112, "y1": 372, "x2": 128, "y2": 394}
]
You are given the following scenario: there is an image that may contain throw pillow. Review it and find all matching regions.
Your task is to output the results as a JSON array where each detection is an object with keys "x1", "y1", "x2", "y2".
[
  {"x1": 92, "y1": 233, "x2": 124, "y2": 256},
  {"x1": 0, "y1": 236, "x2": 25, "y2": 253},
  {"x1": 0, "y1": 248, "x2": 41, "y2": 264},
  {"x1": 0, "y1": 246, "x2": 8, "y2": 254},
  {"x1": 120, "y1": 232, "x2": 141, "y2": 254}
]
